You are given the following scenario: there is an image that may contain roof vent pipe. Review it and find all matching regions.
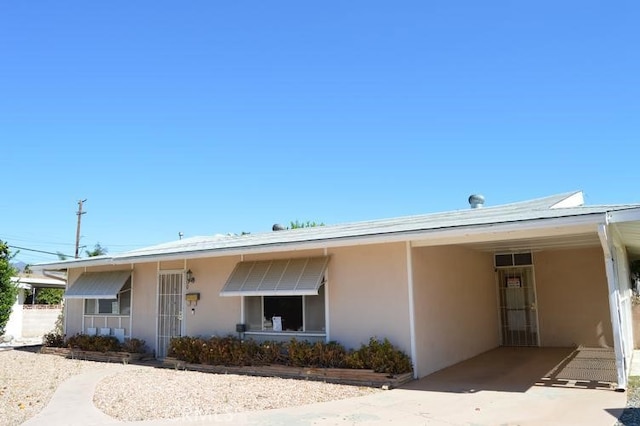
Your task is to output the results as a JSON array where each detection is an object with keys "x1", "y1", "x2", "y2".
[
  {"x1": 272, "y1": 223, "x2": 286, "y2": 231},
  {"x1": 468, "y1": 194, "x2": 485, "y2": 209}
]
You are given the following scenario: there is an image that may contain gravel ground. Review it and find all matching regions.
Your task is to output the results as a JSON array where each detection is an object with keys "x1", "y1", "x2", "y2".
[
  {"x1": 616, "y1": 377, "x2": 640, "y2": 426},
  {"x1": 94, "y1": 367, "x2": 380, "y2": 421},
  {"x1": 1, "y1": 347, "x2": 379, "y2": 424},
  {"x1": 0, "y1": 347, "x2": 114, "y2": 426}
]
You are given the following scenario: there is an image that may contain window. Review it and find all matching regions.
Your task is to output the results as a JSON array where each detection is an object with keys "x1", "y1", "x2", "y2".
[
  {"x1": 84, "y1": 279, "x2": 131, "y2": 315},
  {"x1": 495, "y1": 252, "x2": 533, "y2": 267},
  {"x1": 245, "y1": 284, "x2": 325, "y2": 333}
]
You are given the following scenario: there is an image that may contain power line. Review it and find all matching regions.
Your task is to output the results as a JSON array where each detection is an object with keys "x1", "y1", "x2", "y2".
[{"x1": 8, "y1": 245, "x2": 75, "y2": 258}]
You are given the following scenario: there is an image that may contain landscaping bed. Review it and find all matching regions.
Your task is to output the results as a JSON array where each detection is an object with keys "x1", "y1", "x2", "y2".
[
  {"x1": 40, "y1": 346, "x2": 154, "y2": 364},
  {"x1": 165, "y1": 335, "x2": 414, "y2": 388},
  {"x1": 162, "y1": 357, "x2": 413, "y2": 388},
  {"x1": 41, "y1": 332, "x2": 152, "y2": 364}
]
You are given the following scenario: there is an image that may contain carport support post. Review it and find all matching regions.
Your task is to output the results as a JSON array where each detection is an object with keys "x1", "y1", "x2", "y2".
[
  {"x1": 406, "y1": 242, "x2": 418, "y2": 379},
  {"x1": 598, "y1": 223, "x2": 628, "y2": 390}
]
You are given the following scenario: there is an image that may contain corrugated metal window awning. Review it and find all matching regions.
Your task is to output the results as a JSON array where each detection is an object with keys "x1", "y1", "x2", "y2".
[
  {"x1": 220, "y1": 256, "x2": 329, "y2": 297},
  {"x1": 64, "y1": 271, "x2": 131, "y2": 299}
]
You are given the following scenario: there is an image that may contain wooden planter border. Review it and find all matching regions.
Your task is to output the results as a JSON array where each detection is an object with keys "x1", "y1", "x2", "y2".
[
  {"x1": 162, "y1": 357, "x2": 413, "y2": 389},
  {"x1": 40, "y1": 347, "x2": 154, "y2": 364},
  {"x1": 39, "y1": 348, "x2": 413, "y2": 388}
]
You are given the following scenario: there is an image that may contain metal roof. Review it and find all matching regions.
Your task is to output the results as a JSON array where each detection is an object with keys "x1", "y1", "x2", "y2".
[{"x1": 35, "y1": 191, "x2": 640, "y2": 269}]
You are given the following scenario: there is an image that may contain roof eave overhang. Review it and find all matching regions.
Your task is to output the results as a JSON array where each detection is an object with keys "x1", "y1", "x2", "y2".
[
  {"x1": 607, "y1": 207, "x2": 640, "y2": 224},
  {"x1": 38, "y1": 213, "x2": 607, "y2": 269}
]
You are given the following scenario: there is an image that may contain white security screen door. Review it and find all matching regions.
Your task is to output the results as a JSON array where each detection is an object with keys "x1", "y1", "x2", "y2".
[
  {"x1": 497, "y1": 266, "x2": 539, "y2": 346},
  {"x1": 157, "y1": 272, "x2": 184, "y2": 358}
]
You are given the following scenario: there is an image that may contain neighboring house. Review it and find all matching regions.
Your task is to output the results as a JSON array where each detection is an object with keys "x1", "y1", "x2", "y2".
[
  {"x1": 4, "y1": 273, "x2": 66, "y2": 341},
  {"x1": 35, "y1": 191, "x2": 640, "y2": 388}
]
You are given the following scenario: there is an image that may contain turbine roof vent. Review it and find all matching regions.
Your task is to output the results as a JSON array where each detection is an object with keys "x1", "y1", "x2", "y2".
[{"x1": 468, "y1": 194, "x2": 485, "y2": 209}]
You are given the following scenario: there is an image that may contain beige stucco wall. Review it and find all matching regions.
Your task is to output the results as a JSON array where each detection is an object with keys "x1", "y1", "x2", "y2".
[
  {"x1": 535, "y1": 247, "x2": 613, "y2": 347},
  {"x1": 327, "y1": 243, "x2": 411, "y2": 355},
  {"x1": 182, "y1": 256, "x2": 241, "y2": 338},
  {"x1": 130, "y1": 262, "x2": 158, "y2": 348},
  {"x1": 64, "y1": 268, "x2": 84, "y2": 337},
  {"x1": 412, "y1": 245, "x2": 498, "y2": 377}
]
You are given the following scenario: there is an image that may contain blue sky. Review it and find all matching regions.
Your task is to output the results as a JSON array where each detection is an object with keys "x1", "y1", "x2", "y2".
[{"x1": 2, "y1": 1, "x2": 638, "y2": 265}]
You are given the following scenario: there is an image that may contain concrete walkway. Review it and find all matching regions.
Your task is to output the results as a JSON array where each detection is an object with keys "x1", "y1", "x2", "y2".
[{"x1": 23, "y1": 348, "x2": 630, "y2": 426}]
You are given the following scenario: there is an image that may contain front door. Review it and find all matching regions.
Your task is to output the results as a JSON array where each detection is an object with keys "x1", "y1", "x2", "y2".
[
  {"x1": 157, "y1": 271, "x2": 184, "y2": 358},
  {"x1": 497, "y1": 266, "x2": 539, "y2": 346}
]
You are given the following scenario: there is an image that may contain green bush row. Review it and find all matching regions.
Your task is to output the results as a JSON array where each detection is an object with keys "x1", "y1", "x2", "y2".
[
  {"x1": 43, "y1": 332, "x2": 148, "y2": 354},
  {"x1": 169, "y1": 336, "x2": 412, "y2": 375}
]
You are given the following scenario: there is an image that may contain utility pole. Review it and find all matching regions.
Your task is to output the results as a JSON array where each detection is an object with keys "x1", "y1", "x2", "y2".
[{"x1": 75, "y1": 199, "x2": 87, "y2": 258}]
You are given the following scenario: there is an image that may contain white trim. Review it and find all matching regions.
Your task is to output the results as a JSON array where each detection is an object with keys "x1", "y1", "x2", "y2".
[
  {"x1": 155, "y1": 262, "x2": 159, "y2": 357},
  {"x1": 240, "y1": 255, "x2": 245, "y2": 325},
  {"x1": 245, "y1": 331, "x2": 326, "y2": 338},
  {"x1": 598, "y1": 223, "x2": 627, "y2": 389},
  {"x1": 405, "y1": 242, "x2": 418, "y2": 379},
  {"x1": 530, "y1": 255, "x2": 541, "y2": 347},
  {"x1": 181, "y1": 269, "x2": 187, "y2": 337},
  {"x1": 494, "y1": 268, "x2": 503, "y2": 345},
  {"x1": 550, "y1": 191, "x2": 584, "y2": 209},
  {"x1": 222, "y1": 290, "x2": 323, "y2": 297},
  {"x1": 302, "y1": 295, "x2": 306, "y2": 332},
  {"x1": 129, "y1": 269, "x2": 134, "y2": 338},
  {"x1": 608, "y1": 208, "x2": 640, "y2": 223},
  {"x1": 324, "y1": 250, "x2": 330, "y2": 343}
]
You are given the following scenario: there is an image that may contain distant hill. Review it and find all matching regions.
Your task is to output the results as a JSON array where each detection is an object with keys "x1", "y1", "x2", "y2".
[{"x1": 11, "y1": 261, "x2": 27, "y2": 272}]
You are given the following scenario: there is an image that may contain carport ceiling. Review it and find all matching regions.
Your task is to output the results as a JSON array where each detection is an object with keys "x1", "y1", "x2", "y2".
[
  {"x1": 615, "y1": 222, "x2": 640, "y2": 257},
  {"x1": 463, "y1": 233, "x2": 601, "y2": 253}
]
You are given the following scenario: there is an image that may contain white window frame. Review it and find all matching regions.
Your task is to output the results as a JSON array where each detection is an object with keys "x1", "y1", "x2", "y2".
[
  {"x1": 84, "y1": 280, "x2": 131, "y2": 316},
  {"x1": 244, "y1": 285, "x2": 326, "y2": 337}
]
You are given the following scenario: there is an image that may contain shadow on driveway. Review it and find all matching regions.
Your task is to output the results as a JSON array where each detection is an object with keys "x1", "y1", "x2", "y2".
[{"x1": 402, "y1": 346, "x2": 617, "y2": 394}]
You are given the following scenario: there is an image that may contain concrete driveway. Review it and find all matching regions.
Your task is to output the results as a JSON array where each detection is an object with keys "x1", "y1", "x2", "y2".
[{"x1": 230, "y1": 347, "x2": 626, "y2": 426}]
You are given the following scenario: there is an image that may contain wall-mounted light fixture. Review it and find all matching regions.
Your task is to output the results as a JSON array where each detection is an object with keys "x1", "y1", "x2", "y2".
[{"x1": 186, "y1": 269, "x2": 195, "y2": 286}]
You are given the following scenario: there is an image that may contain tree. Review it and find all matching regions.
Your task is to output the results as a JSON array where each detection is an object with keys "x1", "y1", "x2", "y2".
[
  {"x1": 289, "y1": 220, "x2": 325, "y2": 229},
  {"x1": 56, "y1": 252, "x2": 68, "y2": 261},
  {"x1": 0, "y1": 240, "x2": 18, "y2": 336},
  {"x1": 85, "y1": 243, "x2": 108, "y2": 257},
  {"x1": 35, "y1": 288, "x2": 64, "y2": 305}
]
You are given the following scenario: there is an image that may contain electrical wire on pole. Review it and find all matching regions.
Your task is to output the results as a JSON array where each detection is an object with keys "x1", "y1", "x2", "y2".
[{"x1": 75, "y1": 199, "x2": 87, "y2": 258}]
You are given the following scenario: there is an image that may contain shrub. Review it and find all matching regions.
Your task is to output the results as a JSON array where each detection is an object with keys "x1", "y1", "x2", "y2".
[
  {"x1": 43, "y1": 331, "x2": 65, "y2": 348},
  {"x1": 120, "y1": 338, "x2": 148, "y2": 354},
  {"x1": 168, "y1": 336, "x2": 203, "y2": 363},
  {"x1": 315, "y1": 341, "x2": 348, "y2": 368},
  {"x1": 66, "y1": 334, "x2": 122, "y2": 352},
  {"x1": 0, "y1": 241, "x2": 18, "y2": 336},
  {"x1": 346, "y1": 337, "x2": 413, "y2": 375},
  {"x1": 257, "y1": 340, "x2": 285, "y2": 365},
  {"x1": 166, "y1": 335, "x2": 412, "y2": 375},
  {"x1": 286, "y1": 338, "x2": 314, "y2": 367}
]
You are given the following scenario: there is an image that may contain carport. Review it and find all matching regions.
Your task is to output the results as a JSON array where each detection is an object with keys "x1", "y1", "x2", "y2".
[{"x1": 409, "y1": 202, "x2": 640, "y2": 390}]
